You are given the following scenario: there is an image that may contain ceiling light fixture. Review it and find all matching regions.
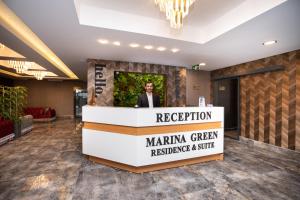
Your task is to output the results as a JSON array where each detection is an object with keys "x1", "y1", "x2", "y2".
[
  {"x1": 144, "y1": 45, "x2": 153, "y2": 50},
  {"x1": 98, "y1": 39, "x2": 109, "y2": 44},
  {"x1": 199, "y1": 62, "x2": 206, "y2": 66},
  {"x1": 113, "y1": 41, "x2": 121, "y2": 46},
  {"x1": 157, "y1": 46, "x2": 166, "y2": 51},
  {"x1": 8, "y1": 60, "x2": 31, "y2": 73},
  {"x1": 154, "y1": 0, "x2": 196, "y2": 29},
  {"x1": 33, "y1": 71, "x2": 47, "y2": 80},
  {"x1": 0, "y1": 1, "x2": 78, "y2": 79},
  {"x1": 171, "y1": 48, "x2": 179, "y2": 53},
  {"x1": 263, "y1": 40, "x2": 277, "y2": 46},
  {"x1": 129, "y1": 43, "x2": 140, "y2": 48}
]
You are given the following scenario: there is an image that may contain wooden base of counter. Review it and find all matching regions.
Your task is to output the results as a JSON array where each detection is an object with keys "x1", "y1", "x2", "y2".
[{"x1": 88, "y1": 153, "x2": 224, "y2": 173}]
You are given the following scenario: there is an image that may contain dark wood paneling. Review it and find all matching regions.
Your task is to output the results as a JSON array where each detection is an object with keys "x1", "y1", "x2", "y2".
[
  {"x1": 211, "y1": 50, "x2": 300, "y2": 151},
  {"x1": 245, "y1": 86, "x2": 250, "y2": 138},
  {"x1": 296, "y1": 54, "x2": 300, "y2": 151},
  {"x1": 275, "y1": 74, "x2": 282, "y2": 147},
  {"x1": 263, "y1": 73, "x2": 270, "y2": 143},
  {"x1": 269, "y1": 72, "x2": 276, "y2": 145}
]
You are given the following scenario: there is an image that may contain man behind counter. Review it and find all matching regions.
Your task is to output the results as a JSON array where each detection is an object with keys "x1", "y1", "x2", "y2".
[{"x1": 137, "y1": 82, "x2": 160, "y2": 108}]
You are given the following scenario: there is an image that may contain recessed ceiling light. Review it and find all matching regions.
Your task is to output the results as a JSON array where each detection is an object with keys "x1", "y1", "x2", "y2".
[
  {"x1": 157, "y1": 46, "x2": 166, "y2": 51},
  {"x1": 171, "y1": 48, "x2": 179, "y2": 53},
  {"x1": 98, "y1": 39, "x2": 109, "y2": 44},
  {"x1": 263, "y1": 40, "x2": 277, "y2": 46},
  {"x1": 199, "y1": 62, "x2": 206, "y2": 66},
  {"x1": 129, "y1": 43, "x2": 140, "y2": 48},
  {"x1": 113, "y1": 41, "x2": 121, "y2": 46},
  {"x1": 144, "y1": 45, "x2": 153, "y2": 50}
]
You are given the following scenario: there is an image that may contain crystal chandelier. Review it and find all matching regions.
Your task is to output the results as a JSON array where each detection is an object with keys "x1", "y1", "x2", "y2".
[
  {"x1": 154, "y1": 0, "x2": 196, "y2": 29},
  {"x1": 33, "y1": 71, "x2": 46, "y2": 80},
  {"x1": 8, "y1": 60, "x2": 31, "y2": 74}
]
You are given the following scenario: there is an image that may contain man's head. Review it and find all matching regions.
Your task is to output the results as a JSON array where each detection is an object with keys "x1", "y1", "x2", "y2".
[{"x1": 144, "y1": 82, "x2": 153, "y2": 93}]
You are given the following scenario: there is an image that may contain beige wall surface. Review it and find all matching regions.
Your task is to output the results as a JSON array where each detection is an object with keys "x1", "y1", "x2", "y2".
[
  {"x1": 14, "y1": 80, "x2": 86, "y2": 117},
  {"x1": 186, "y1": 70, "x2": 211, "y2": 106}
]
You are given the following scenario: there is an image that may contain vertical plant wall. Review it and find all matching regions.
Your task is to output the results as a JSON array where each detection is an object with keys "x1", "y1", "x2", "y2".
[
  {"x1": 113, "y1": 71, "x2": 166, "y2": 107},
  {"x1": 0, "y1": 86, "x2": 27, "y2": 122}
]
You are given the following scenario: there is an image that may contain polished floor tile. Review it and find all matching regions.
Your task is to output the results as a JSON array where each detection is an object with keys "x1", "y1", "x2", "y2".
[{"x1": 0, "y1": 119, "x2": 299, "y2": 200}]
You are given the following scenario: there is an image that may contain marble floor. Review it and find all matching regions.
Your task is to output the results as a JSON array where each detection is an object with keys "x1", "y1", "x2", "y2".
[{"x1": 0, "y1": 119, "x2": 299, "y2": 200}]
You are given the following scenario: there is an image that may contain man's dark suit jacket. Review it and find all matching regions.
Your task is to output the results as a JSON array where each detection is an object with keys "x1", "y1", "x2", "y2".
[{"x1": 137, "y1": 93, "x2": 160, "y2": 108}]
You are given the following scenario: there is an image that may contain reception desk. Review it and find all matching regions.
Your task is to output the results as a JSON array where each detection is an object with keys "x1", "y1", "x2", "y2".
[{"x1": 82, "y1": 106, "x2": 224, "y2": 173}]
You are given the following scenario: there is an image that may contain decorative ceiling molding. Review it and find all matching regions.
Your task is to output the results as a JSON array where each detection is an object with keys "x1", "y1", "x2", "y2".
[
  {"x1": 0, "y1": 1, "x2": 78, "y2": 79},
  {"x1": 0, "y1": 42, "x2": 25, "y2": 58},
  {"x1": 0, "y1": 43, "x2": 59, "y2": 79},
  {"x1": 0, "y1": 68, "x2": 24, "y2": 77},
  {"x1": 74, "y1": 0, "x2": 287, "y2": 44}
]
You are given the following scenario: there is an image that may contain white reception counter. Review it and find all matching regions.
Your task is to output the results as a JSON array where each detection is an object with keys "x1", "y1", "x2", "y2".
[{"x1": 82, "y1": 106, "x2": 224, "y2": 173}]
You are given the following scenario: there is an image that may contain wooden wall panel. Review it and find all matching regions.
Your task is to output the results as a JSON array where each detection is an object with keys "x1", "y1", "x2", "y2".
[
  {"x1": 249, "y1": 76, "x2": 255, "y2": 140},
  {"x1": 296, "y1": 52, "x2": 300, "y2": 151},
  {"x1": 240, "y1": 78, "x2": 246, "y2": 137},
  {"x1": 211, "y1": 50, "x2": 299, "y2": 151},
  {"x1": 288, "y1": 67, "x2": 296, "y2": 150},
  {"x1": 281, "y1": 69, "x2": 289, "y2": 148},
  {"x1": 275, "y1": 74, "x2": 282, "y2": 147},
  {"x1": 245, "y1": 86, "x2": 250, "y2": 138},
  {"x1": 254, "y1": 77, "x2": 260, "y2": 141},
  {"x1": 263, "y1": 73, "x2": 270, "y2": 143},
  {"x1": 87, "y1": 59, "x2": 186, "y2": 107},
  {"x1": 269, "y1": 72, "x2": 276, "y2": 145},
  {"x1": 288, "y1": 56, "x2": 297, "y2": 150}
]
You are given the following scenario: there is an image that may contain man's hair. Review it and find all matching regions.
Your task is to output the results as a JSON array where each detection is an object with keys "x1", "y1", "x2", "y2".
[{"x1": 145, "y1": 81, "x2": 153, "y2": 87}]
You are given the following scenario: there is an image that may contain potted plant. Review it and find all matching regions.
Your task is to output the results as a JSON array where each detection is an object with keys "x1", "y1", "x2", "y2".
[{"x1": 0, "y1": 86, "x2": 27, "y2": 138}]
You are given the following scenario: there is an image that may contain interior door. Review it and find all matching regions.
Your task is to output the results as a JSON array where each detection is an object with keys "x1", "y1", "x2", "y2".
[{"x1": 213, "y1": 78, "x2": 239, "y2": 131}]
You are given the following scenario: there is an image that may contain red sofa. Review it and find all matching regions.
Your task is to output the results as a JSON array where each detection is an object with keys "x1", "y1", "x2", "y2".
[
  {"x1": 24, "y1": 107, "x2": 56, "y2": 122},
  {"x1": 0, "y1": 116, "x2": 14, "y2": 145}
]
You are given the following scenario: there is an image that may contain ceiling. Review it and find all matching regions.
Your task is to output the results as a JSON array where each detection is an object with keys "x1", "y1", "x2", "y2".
[
  {"x1": 78, "y1": 0, "x2": 244, "y2": 23},
  {"x1": 75, "y1": 0, "x2": 286, "y2": 43},
  {"x1": 0, "y1": 0, "x2": 300, "y2": 81}
]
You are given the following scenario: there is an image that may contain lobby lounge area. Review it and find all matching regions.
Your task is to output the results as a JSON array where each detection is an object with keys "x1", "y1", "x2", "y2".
[{"x1": 0, "y1": 0, "x2": 300, "y2": 199}]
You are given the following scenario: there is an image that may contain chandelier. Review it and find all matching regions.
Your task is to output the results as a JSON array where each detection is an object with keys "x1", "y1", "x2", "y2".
[
  {"x1": 154, "y1": 0, "x2": 196, "y2": 29},
  {"x1": 8, "y1": 60, "x2": 31, "y2": 74},
  {"x1": 33, "y1": 71, "x2": 47, "y2": 80}
]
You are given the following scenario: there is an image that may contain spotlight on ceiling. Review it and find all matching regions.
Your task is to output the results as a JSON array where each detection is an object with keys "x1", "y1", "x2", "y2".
[
  {"x1": 113, "y1": 41, "x2": 121, "y2": 46},
  {"x1": 129, "y1": 43, "x2": 140, "y2": 48},
  {"x1": 97, "y1": 39, "x2": 109, "y2": 44},
  {"x1": 263, "y1": 40, "x2": 277, "y2": 46},
  {"x1": 144, "y1": 45, "x2": 153, "y2": 50},
  {"x1": 171, "y1": 48, "x2": 179, "y2": 53},
  {"x1": 157, "y1": 46, "x2": 166, "y2": 51}
]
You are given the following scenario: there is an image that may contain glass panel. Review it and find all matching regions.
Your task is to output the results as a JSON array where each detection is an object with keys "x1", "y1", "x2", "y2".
[{"x1": 74, "y1": 89, "x2": 87, "y2": 117}]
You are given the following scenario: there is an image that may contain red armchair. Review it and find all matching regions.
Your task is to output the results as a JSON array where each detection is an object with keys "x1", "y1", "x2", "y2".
[
  {"x1": 24, "y1": 107, "x2": 56, "y2": 122},
  {"x1": 0, "y1": 116, "x2": 14, "y2": 145}
]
